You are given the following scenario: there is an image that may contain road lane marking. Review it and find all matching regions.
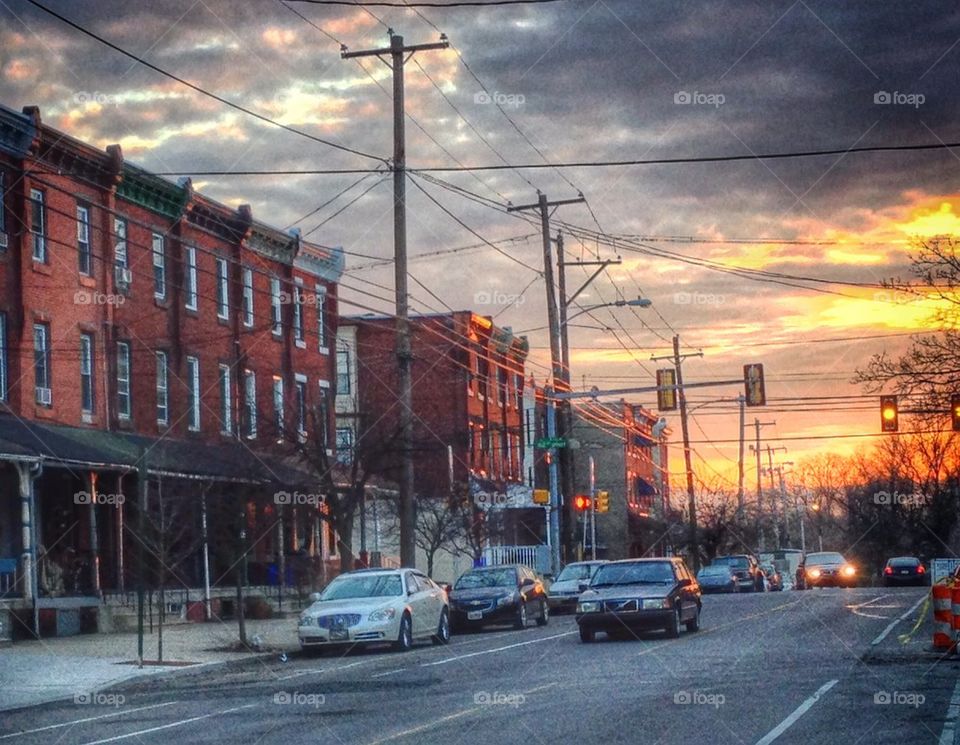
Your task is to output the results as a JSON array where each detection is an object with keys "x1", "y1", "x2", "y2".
[
  {"x1": 938, "y1": 677, "x2": 960, "y2": 745},
  {"x1": 0, "y1": 702, "x2": 179, "y2": 740},
  {"x1": 420, "y1": 631, "x2": 577, "y2": 667},
  {"x1": 276, "y1": 668, "x2": 328, "y2": 681},
  {"x1": 871, "y1": 593, "x2": 927, "y2": 646},
  {"x1": 755, "y1": 679, "x2": 838, "y2": 745},
  {"x1": 371, "y1": 669, "x2": 405, "y2": 678},
  {"x1": 76, "y1": 704, "x2": 257, "y2": 744}
]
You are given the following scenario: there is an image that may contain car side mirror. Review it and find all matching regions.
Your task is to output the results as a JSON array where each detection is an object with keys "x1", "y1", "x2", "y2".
[
  {"x1": 577, "y1": 581, "x2": 590, "y2": 593},
  {"x1": 678, "y1": 578, "x2": 692, "y2": 588},
  {"x1": 521, "y1": 577, "x2": 535, "y2": 588},
  {"x1": 308, "y1": 592, "x2": 322, "y2": 603}
]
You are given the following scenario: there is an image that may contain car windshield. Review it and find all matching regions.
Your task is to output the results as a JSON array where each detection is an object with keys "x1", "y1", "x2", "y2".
[
  {"x1": 455, "y1": 568, "x2": 517, "y2": 589},
  {"x1": 319, "y1": 574, "x2": 403, "y2": 600},
  {"x1": 889, "y1": 557, "x2": 920, "y2": 567},
  {"x1": 592, "y1": 562, "x2": 676, "y2": 586},
  {"x1": 713, "y1": 556, "x2": 749, "y2": 569},
  {"x1": 806, "y1": 552, "x2": 845, "y2": 566},
  {"x1": 556, "y1": 564, "x2": 600, "y2": 582},
  {"x1": 697, "y1": 567, "x2": 730, "y2": 578}
]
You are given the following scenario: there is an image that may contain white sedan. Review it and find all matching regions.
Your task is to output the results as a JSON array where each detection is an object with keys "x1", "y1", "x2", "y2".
[{"x1": 298, "y1": 568, "x2": 450, "y2": 652}]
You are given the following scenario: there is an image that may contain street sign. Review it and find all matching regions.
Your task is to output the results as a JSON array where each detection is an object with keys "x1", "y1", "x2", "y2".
[
  {"x1": 744, "y1": 363, "x2": 766, "y2": 407},
  {"x1": 932, "y1": 558, "x2": 960, "y2": 583},
  {"x1": 656, "y1": 368, "x2": 677, "y2": 411},
  {"x1": 535, "y1": 437, "x2": 567, "y2": 449},
  {"x1": 532, "y1": 489, "x2": 550, "y2": 505}
]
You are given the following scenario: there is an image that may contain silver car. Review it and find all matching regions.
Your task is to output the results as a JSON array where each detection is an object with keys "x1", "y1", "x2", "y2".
[{"x1": 547, "y1": 561, "x2": 608, "y2": 613}]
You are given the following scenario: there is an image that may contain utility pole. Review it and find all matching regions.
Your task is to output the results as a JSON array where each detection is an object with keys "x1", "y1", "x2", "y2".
[
  {"x1": 508, "y1": 194, "x2": 584, "y2": 562},
  {"x1": 751, "y1": 418, "x2": 776, "y2": 550},
  {"x1": 764, "y1": 446, "x2": 787, "y2": 548},
  {"x1": 136, "y1": 446, "x2": 147, "y2": 668},
  {"x1": 589, "y1": 455, "x2": 597, "y2": 561},
  {"x1": 737, "y1": 394, "x2": 745, "y2": 516},
  {"x1": 342, "y1": 31, "x2": 448, "y2": 568},
  {"x1": 652, "y1": 337, "x2": 703, "y2": 570}
]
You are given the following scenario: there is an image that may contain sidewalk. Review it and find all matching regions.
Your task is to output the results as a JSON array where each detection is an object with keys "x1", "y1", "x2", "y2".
[{"x1": 0, "y1": 618, "x2": 298, "y2": 712}]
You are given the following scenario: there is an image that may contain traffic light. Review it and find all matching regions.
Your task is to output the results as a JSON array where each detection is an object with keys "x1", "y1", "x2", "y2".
[
  {"x1": 656, "y1": 369, "x2": 677, "y2": 411},
  {"x1": 952, "y1": 395, "x2": 960, "y2": 432},
  {"x1": 595, "y1": 491, "x2": 609, "y2": 513},
  {"x1": 880, "y1": 395, "x2": 898, "y2": 432},
  {"x1": 573, "y1": 494, "x2": 592, "y2": 511},
  {"x1": 744, "y1": 363, "x2": 766, "y2": 407},
  {"x1": 532, "y1": 489, "x2": 550, "y2": 505}
]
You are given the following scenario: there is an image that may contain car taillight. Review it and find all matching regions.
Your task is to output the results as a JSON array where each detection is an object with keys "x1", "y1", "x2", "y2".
[
  {"x1": 884, "y1": 567, "x2": 893, "y2": 575},
  {"x1": 917, "y1": 565, "x2": 925, "y2": 574}
]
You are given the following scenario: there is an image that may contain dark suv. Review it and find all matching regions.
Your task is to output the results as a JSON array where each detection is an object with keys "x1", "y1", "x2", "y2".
[{"x1": 710, "y1": 554, "x2": 765, "y2": 592}]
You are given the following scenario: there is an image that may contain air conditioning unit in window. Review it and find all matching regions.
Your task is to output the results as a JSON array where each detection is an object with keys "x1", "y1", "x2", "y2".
[
  {"x1": 36, "y1": 387, "x2": 52, "y2": 406},
  {"x1": 0, "y1": 232, "x2": 8, "y2": 249},
  {"x1": 115, "y1": 266, "x2": 132, "y2": 292}
]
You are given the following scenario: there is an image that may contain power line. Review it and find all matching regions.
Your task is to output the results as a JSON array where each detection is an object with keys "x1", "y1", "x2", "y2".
[{"x1": 287, "y1": 0, "x2": 571, "y2": 5}]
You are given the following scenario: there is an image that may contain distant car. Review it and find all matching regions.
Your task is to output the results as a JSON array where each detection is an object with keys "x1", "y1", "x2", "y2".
[
  {"x1": 883, "y1": 556, "x2": 928, "y2": 586},
  {"x1": 760, "y1": 563, "x2": 783, "y2": 592},
  {"x1": 547, "y1": 560, "x2": 608, "y2": 612},
  {"x1": 298, "y1": 568, "x2": 449, "y2": 653},
  {"x1": 696, "y1": 565, "x2": 739, "y2": 594},
  {"x1": 711, "y1": 554, "x2": 765, "y2": 592},
  {"x1": 797, "y1": 551, "x2": 857, "y2": 589},
  {"x1": 449, "y1": 564, "x2": 549, "y2": 631},
  {"x1": 576, "y1": 557, "x2": 702, "y2": 642}
]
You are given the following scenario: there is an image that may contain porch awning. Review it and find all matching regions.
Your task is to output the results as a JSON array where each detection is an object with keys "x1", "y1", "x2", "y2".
[{"x1": 0, "y1": 414, "x2": 315, "y2": 487}]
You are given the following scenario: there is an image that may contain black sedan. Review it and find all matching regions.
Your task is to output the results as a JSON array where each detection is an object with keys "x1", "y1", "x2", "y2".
[
  {"x1": 448, "y1": 564, "x2": 549, "y2": 631},
  {"x1": 575, "y1": 558, "x2": 701, "y2": 642},
  {"x1": 883, "y1": 556, "x2": 928, "y2": 586},
  {"x1": 696, "y1": 565, "x2": 739, "y2": 594}
]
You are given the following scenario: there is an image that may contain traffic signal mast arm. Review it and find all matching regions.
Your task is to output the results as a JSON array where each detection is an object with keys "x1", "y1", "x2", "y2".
[{"x1": 548, "y1": 378, "x2": 744, "y2": 400}]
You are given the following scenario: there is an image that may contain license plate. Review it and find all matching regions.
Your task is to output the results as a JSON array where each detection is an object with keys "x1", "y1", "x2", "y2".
[
  {"x1": 899, "y1": 570, "x2": 910, "y2": 575},
  {"x1": 467, "y1": 611, "x2": 483, "y2": 621},
  {"x1": 329, "y1": 629, "x2": 349, "y2": 641}
]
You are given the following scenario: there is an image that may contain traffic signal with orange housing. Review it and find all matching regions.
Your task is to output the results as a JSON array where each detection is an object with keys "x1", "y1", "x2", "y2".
[
  {"x1": 880, "y1": 395, "x2": 898, "y2": 432},
  {"x1": 952, "y1": 395, "x2": 960, "y2": 432}
]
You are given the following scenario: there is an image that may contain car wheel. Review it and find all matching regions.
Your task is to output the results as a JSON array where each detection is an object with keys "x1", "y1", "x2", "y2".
[
  {"x1": 685, "y1": 604, "x2": 701, "y2": 632},
  {"x1": 536, "y1": 600, "x2": 549, "y2": 626},
  {"x1": 665, "y1": 607, "x2": 682, "y2": 639},
  {"x1": 514, "y1": 601, "x2": 527, "y2": 630},
  {"x1": 393, "y1": 613, "x2": 413, "y2": 652},
  {"x1": 432, "y1": 609, "x2": 451, "y2": 645},
  {"x1": 579, "y1": 626, "x2": 594, "y2": 643}
]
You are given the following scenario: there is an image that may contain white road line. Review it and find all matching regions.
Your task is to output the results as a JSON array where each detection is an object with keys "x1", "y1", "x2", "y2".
[
  {"x1": 420, "y1": 631, "x2": 577, "y2": 667},
  {"x1": 871, "y1": 593, "x2": 927, "y2": 646},
  {"x1": 277, "y1": 668, "x2": 328, "y2": 680},
  {"x1": 75, "y1": 704, "x2": 257, "y2": 745},
  {"x1": 939, "y1": 678, "x2": 960, "y2": 745},
  {"x1": 0, "y1": 702, "x2": 179, "y2": 740},
  {"x1": 371, "y1": 669, "x2": 405, "y2": 678},
  {"x1": 754, "y1": 679, "x2": 838, "y2": 745}
]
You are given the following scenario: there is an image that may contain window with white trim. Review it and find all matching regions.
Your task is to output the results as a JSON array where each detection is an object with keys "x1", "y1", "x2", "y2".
[
  {"x1": 0, "y1": 312, "x2": 6, "y2": 400},
  {"x1": 80, "y1": 333, "x2": 94, "y2": 414},
  {"x1": 336, "y1": 427, "x2": 353, "y2": 465},
  {"x1": 243, "y1": 369, "x2": 257, "y2": 438},
  {"x1": 242, "y1": 267, "x2": 254, "y2": 327},
  {"x1": 293, "y1": 280, "x2": 304, "y2": 344},
  {"x1": 117, "y1": 341, "x2": 131, "y2": 419},
  {"x1": 270, "y1": 277, "x2": 282, "y2": 335},
  {"x1": 216, "y1": 257, "x2": 229, "y2": 319},
  {"x1": 273, "y1": 375, "x2": 284, "y2": 436},
  {"x1": 316, "y1": 286, "x2": 327, "y2": 350},
  {"x1": 187, "y1": 356, "x2": 200, "y2": 431},
  {"x1": 295, "y1": 374, "x2": 307, "y2": 436},
  {"x1": 0, "y1": 171, "x2": 6, "y2": 238},
  {"x1": 114, "y1": 218, "x2": 127, "y2": 269},
  {"x1": 77, "y1": 204, "x2": 91, "y2": 275},
  {"x1": 185, "y1": 246, "x2": 198, "y2": 310},
  {"x1": 156, "y1": 351, "x2": 169, "y2": 425},
  {"x1": 30, "y1": 189, "x2": 46, "y2": 263},
  {"x1": 336, "y1": 349, "x2": 351, "y2": 394},
  {"x1": 219, "y1": 363, "x2": 232, "y2": 433},
  {"x1": 33, "y1": 323, "x2": 51, "y2": 404},
  {"x1": 152, "y1": 233, "x2": 166, "y2": 299}
]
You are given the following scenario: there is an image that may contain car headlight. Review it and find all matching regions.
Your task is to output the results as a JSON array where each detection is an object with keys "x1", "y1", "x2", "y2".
[
  {"x1": 842, "y1": 565, "x2": 856, "y2": 577},
  {"x1": 577, "y1": 600, "x2": 601, "y2": 613},
  {"x1": 496, "y1": 594, "x2": 516, "y2": 608},
  {"x1": 642, "y1": 598, "x2": 669, "y2": 610},
  {"x1": 298, "y1": 614, "x2": 313, "y2": 627},
  {"x1": 807, "y1": 568, "x2": 821, "y2": 578},
  {"x1": 368, "y1": 606, "x2": 397, "y2": 622}
]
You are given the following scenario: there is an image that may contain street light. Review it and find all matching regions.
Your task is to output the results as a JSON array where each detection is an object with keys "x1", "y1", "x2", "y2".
[{"x1": 564, "y1": 297, "x2": 652, "y2": 324}]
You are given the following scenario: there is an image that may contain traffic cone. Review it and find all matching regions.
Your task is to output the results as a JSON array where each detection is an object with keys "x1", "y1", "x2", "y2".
[{"x1": 933, "y1": 581, "x2": 954, "y2": 651}]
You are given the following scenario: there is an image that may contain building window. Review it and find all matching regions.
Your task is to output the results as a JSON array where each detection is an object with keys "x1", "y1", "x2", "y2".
[
  {"x1": 243, "y1": 369, "x2": 257, "y2": 439},
  {"x1": 156, "y1": 351, "x2": 169, "y2": 425},
  {"x1": 515, "y1": 373, "x2": 523, "y2": 409},
  {"x1": 185, "y1": 246, "x2": 198, "y2": 310},
  {"x1": 219, "y1": 364, "x2": 232, "y2": 434},
  {"x1": 187, "y1": 356, "x2": 200, "y2": 431},
  {"x1": 152, "y1": 233, "x2": 166, "y2": 299},
  {"x1": 273, "y1": 375, "x2": 284, "y2": 436},
  {"x1": 336, "y1": 427, "x2": 353, "y2": 464},
  {"x1": 30, "y1": 189, "x2": 46, "y2": 263},
  {"x1": 0, "y1": 312, "x2": 6, "y2": 401},
  {"x1": 80, "y1": 333, "x2": 94, "y2": 414},
  {"x1": 114, "y1": 218, "x2": 127, "y2": 268},
  {"x1": 242, "y1": 267, "x2": 254, "y2": 327},
  {"x1": 295, "y1": 374, "x2": 307, "y2": 436},
  {"x1": 0, "y1": 171, "x2": 6, "y2": 238},
  {"x1": 270, "y1": 277, "x2": 282, "y2": 335},
  {"x1": 77, "y1": 204, "x2": 91, "y2": 275},
  {"x1": 336, "y1": 349, "x2": 351, "y2": 394},
  {"x1": 117, "y1": 341, "x2": 131, "y2": 419},
  {"x1": 292, "y1": 281, "x2": 304, "y2": 344},
  {"x1": 316, "y1": 287, "x2": 327, "y2": 350},
  {"x1": 216, "y1": 257, "x2": 229, "y2": 319},
  {"x1": 33, "y1": 323, "x2": 51, "y2": 405}
]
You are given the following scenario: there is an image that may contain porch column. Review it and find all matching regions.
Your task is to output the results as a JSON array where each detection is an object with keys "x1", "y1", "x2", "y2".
[
  {"x1": 15, "y1": 461, "x2": 42, "y2": 637},
  {"x1": 87, "y1": 472, "x2": 102, "y2": 598}
]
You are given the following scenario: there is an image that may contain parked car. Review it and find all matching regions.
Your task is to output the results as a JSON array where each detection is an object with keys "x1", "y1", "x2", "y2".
[
  {"x1": 298, "y1": 568, "x2": 449, "y2": 653},
  {"x1": 761, "y1": 563, "x2": 783, "y2": 592},
  {"x1": 576, "y1": 557, "x2": 701, "y2": 642},
  {"x1": 796, "y1": 551, "x2": 857, "y2": 589},
  {"x1": 882, "y1": 556, "x2": 928, "y2": 586},
  {"x1": 449, "y1": 564, "x2": 549, "y2": 630},
  {"x1": 696, "y1": 564, "x2": 739, "y2": 594},
  {"x1": 711, "y1": 554, "x2": 765, "y2": 592},
  {"x1": 547, "y1": 560, "x2": 608, "y2": 612}
]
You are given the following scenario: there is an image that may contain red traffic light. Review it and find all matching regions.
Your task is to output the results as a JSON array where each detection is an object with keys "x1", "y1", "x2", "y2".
[
  {"x1": 880, "y1": 395, "x2": 898, "y2": 432},
  {"x1": 573, "y1": 494, "x2": 592, "y2": 511}
]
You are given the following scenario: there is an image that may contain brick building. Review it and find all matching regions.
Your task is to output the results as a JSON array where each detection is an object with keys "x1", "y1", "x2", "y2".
[{"x1": 0, "y1": 103, "x2": 344, "y2": 637}]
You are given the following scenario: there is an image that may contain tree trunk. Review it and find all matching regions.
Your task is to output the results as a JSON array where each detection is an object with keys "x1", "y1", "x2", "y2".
[
  {"x1": 426, "y1": 551, "x2": 435, "y2": 578},
  {"x1": 338, "y1": 511, "x2": 355, "y2": 573}
]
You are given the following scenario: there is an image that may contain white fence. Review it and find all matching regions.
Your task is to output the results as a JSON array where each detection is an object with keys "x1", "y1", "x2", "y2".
[{"x1": 483, "y1": 545, "x2": 551, "y2": 575}]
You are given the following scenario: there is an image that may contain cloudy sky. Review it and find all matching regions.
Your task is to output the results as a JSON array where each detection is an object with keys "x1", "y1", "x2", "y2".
[{"x1": 2, "y1": 0, "x2": 958, "y2": 492}]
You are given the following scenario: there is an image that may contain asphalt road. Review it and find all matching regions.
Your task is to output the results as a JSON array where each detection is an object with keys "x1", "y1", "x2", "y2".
[{"x1": 2, "y1": 587, "x2": 957, "y2": 745}]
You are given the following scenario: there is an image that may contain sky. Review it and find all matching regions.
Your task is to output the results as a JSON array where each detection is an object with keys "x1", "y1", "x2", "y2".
[{"x1": 1, "y1": 0, "x2": 958, "y2": 495}]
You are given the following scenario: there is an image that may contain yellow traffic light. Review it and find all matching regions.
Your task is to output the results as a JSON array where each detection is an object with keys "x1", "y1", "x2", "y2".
[
  {"x1": 880, "y1": 395, "x2": 898, "y2": 432},
  {"x1": 952, "y1": 395, "x2": 960, "y2": 432},
  {"x1": 595, "y1": 491, "x2": 609, "y2": 513}
]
